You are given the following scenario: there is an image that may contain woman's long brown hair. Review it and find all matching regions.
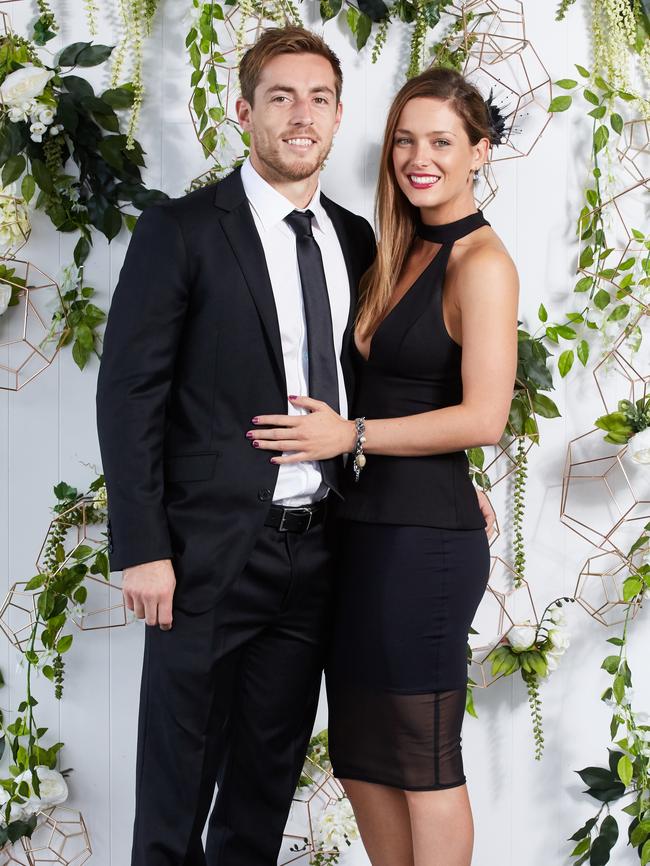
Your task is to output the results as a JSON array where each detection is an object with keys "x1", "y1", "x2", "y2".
[{"x1": 357, "y1": 67, "x2": 492, "y2": 338}]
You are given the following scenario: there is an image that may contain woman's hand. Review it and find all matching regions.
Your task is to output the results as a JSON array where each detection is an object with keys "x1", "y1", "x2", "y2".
[
  {"x1": 476, "y1": 489, "x2": 496, "y2": 540},
  {"x1": 247, "y1": 396, "x2": 357, "y2": 464}
]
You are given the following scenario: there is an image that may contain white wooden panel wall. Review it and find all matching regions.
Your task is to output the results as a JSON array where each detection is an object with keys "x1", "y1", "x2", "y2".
[{"x1": 1, "y1": 1, "x2": 648, "y2": 863}]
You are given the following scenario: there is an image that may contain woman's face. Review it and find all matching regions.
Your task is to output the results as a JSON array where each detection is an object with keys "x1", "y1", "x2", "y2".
[{"x1": 391, "y1": 96, "x2": 485, "y2": 211}]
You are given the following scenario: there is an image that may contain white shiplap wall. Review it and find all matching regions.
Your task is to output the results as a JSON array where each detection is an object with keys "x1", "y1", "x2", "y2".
[{"x1": 1, "y1": 1, "x2": 648, "y2": 864}]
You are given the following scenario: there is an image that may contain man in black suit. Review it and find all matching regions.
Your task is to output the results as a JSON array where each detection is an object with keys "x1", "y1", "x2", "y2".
[
  {"x1": 96, "y1": 26, "x2": 374, "y2": 866},
  {"x1": 96, "y1": 24, "x2": 495, "y2": 866}
]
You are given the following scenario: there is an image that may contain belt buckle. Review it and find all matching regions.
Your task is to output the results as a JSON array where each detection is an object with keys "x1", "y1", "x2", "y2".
[{"x1": 278, "y1": 506, "x2": 313, "y2": 533}]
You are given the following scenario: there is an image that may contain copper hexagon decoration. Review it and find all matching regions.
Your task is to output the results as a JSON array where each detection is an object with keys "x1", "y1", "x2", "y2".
[
  {"x1": 280, "y1": 756, "x2": 349, "y2": 865},
  {"x1": 469, "y1": 555, "x2": 539, "y2": 688},
  {"x1": 575, "y1": 549, "x2": 645, "y2": 627},
  {"x1": 22, "y1": 806, "x2": 91, "y2": 866},
  {"x1": 560, "y1": 428, "x2": 650, "y2": 558},
  {"x1": 593, "y1": 311, "x2": 650, "y2": 414},
  {"x1": 0, "y1": 258, "x2": 65, "y2": 391}
]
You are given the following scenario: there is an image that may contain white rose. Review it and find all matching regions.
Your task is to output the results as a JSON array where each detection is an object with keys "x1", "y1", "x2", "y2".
[
  {"x1": 545, "y1": 653, "x2": 559, "y2": 672},
  {"x1": 0, "y1": 65, "x2": 54, "y2": 107},
  {"x1": 548, "y1": 628, "x2": 570, "y2": 652},
  {"x1": 0, "y1": 281, "x2": 11, "y2": 315},
  {"x1": 628, "y1": 429, "x2": 650, "y2": 464},
  {"x1": 507, "y1": 623, "x2": 537, "y2": 651},
  {"x1": 14, "y1": 766, "x2": 68, "y2": 813}
]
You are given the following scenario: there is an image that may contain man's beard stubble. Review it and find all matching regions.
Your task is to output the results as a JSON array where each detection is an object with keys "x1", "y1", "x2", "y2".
[{"x1": 254, "y1": 133, "x2": 334, "y2": 183}]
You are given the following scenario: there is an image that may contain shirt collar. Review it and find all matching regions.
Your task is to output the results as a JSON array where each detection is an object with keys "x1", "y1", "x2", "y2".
[{"x1": 240, "y1": 156, "x2": 326, "y2": 233}]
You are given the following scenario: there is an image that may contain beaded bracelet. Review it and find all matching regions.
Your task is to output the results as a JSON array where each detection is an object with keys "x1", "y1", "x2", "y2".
[{"x1": 352, "y1": 417, "x2": 366, "y2": 483}]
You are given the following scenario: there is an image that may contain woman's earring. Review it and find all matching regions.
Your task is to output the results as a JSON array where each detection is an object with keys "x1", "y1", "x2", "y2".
[{"x1": 474, "y1": 168, "x2": 480, "y2": 181}]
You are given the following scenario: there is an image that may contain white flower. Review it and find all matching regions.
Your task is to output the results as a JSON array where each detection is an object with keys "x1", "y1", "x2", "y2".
[
  {"x1": 0, "y1": 65, "x2": 54, "y2": 107},
  {"x1": 8, "y1": 105, "x2": 27, "y2": 122},
  {"x1": 93, "y1": 485, "x2": 108, "y2": 510},
  {"x1": 0, "y1": 788, "x2": 26, "y2": 825},
  {"x1": 548, "y1": 628, "x2": 570, "y2": 652},
  {"x1": 545, "y1": 653, "x2": 559, "y2": 672},
  {"x1": 14, "y1": 767, "x2": 68, "y2": 814},
  {"x1": 315, "y1": 797, "x2": 358, "y2": 850},
  {"x1": 29, "y1": 121, "x2": 46, "y2": 143},
  {"x1": 49, "y1": 124, "x2": 63, "y2": 136},
  {"x1": 0, "y1": 281, "x2": 11, "y2": 316},
  {"x1": 0, "y1": 193, "x2": 30, "y2": 255},
  {"x1": 38, "y1": 107, "x2": 54, "y2": 125},
  {"x1": 628, "y1": 429, "x2": 650, "y2": 464},
  {"x1": 507, "y1": 622, "x2": 537, "y2": 651},
  {"x1": 550, "y1": 605, "x2": 566, "y2": 625}
]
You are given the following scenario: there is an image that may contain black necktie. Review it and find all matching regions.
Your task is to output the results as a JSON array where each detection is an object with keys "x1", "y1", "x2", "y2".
[{"x1": 284, "y1": 208, "x2": 342, "y2": 496}]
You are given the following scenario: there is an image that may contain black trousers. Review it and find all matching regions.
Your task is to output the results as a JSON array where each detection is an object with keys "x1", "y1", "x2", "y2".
[{"x1": 130, "y1": 519, "x2": 335, "y2": 866}]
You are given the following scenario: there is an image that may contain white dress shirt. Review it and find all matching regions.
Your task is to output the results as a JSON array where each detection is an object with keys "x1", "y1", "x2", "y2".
[{"x1": 240, "y1": 157, "x2": 351, "y2": 505}]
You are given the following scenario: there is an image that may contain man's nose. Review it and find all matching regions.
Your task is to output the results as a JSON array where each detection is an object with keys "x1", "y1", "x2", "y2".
[{"x1": 290, "y1": 98, "x2": 315, "y2": 127}]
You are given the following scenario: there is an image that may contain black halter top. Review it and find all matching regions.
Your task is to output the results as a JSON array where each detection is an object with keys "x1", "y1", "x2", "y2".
[{"x1": 337, "y1": 208, "x2": 490, "y2": 529}]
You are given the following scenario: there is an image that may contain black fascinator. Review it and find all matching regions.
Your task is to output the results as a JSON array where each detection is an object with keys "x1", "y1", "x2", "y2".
[{"x1": 483, "y1": 87, "x2": 508, "y2": 148}]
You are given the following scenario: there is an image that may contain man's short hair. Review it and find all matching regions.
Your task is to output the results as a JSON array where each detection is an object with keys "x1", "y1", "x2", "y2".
[{"x1": 239, "y1": 25, "x2": 343, "y2": 105}]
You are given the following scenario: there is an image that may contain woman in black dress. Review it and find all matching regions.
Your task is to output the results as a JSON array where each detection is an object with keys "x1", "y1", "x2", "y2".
[{"x1": 250, "y1": 67, "x2": 518, "y2": 866}]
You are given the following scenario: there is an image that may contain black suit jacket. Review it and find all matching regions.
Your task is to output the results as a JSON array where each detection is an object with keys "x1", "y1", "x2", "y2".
[{"x1": 96, "y1": 166, "x2": 376, "y2": 612}]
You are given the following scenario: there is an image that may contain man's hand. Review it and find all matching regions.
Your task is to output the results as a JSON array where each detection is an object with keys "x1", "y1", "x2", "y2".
[
  {"x1": 123, "y1": 559, "x2": 176, "y2": 630},
  {"x1": 476, "y1": 489, "x2": 496, "y2": 541}
]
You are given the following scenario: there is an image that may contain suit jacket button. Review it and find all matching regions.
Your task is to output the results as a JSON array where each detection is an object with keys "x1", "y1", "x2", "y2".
[{"x1": 258, "y1": 488, "x2": 272, "y2": 501}]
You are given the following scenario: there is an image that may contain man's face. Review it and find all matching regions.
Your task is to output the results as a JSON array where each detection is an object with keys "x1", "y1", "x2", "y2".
[{"x1": 236, "y1": 52, "x2": 342, "y2": 184}]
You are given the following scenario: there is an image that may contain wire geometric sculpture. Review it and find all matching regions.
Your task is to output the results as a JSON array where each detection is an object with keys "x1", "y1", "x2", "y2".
[
  {"x1": 580, "y1": 177, "x2": 650, "y2": 281},
  {"x1": 0, "y1": 11, "x2": 12, "y2": 38},
  {"x1": 575, "y1": 549, "x2": 645, "y2": 627},
  {"x1": 0, "y1": 192, "x2": 30, "y2": 257},
  {"x1": 462, "y1": 33, "x2": 552, "y2": 161},
  {"x1": 222, "y1": 1, "x2": 294, "y2": 58},
  {"x1": 0, "y1": 847, "x2": 28, "y2": 866},
  {"x1": 560, "y1": 428, "x2": 650, "y2": 559},
  {"x1": 593, "y1": 310, "x2": 650, "y2": 414},
  {"x1": 616, "y1": 118, "x2": 650, "y2": 190},
  {"x1": 0, "y1": 581, "x2": 50, "y2": 654},
  {"x1": 469, "y1": 555, "x2": 539, "y2": 688},
  {"x1": 449, "y1": 0, "x2": 527, "y2": 61},
  {"x1": 188, "y1": 51, "x2": 243, "y2": 162},
  {"x1": 34, "y1": 497, "x2": 128, "y2": 631},
  {"x1": 22, "y1": 806, "x2": 91, "y2": 866},
  {"x1": 280, "y1": 756, "x2": 348, "y2": 866},
  {"x1": 36, "y1": 498, "x2": 107, "y2": 579},
  {"x1": 0, "y1": 258, "x2": 65, "y2": 391}
]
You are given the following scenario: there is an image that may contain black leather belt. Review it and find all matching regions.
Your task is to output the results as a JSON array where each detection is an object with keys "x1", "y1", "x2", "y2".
[{"x1": 264, "y1": 499, "x2": 327, "y2": 533}]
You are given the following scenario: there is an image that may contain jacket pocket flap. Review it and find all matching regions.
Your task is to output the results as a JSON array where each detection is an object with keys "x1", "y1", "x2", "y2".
[{"x1": 164, "y1": 452, "x2": 220, "y2": 482}]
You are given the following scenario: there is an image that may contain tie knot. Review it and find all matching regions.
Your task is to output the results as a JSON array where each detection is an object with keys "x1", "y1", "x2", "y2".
[{"x1": 284, "y1": 209, "x2": 314, "y2": 238}]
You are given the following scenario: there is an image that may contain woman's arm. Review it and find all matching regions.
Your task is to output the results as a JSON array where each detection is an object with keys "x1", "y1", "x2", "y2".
[{"x1": 248, "y1": 246, "x2": 519, "y2": 463}]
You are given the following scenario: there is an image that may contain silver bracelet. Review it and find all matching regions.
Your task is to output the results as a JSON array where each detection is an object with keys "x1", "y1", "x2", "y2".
[{"x1": 352, "y1": 417, "x2": 366, "y2": 483}]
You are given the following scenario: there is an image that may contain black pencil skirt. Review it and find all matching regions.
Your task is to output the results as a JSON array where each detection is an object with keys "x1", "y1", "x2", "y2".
[{"x1": 325, "y1": 521, "x2": 490, "y2": 791}]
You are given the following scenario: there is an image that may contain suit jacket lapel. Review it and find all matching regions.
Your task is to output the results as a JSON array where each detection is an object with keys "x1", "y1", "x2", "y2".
[{"x1": 214, "y1": 168, "x2": 287, "y2": 393}]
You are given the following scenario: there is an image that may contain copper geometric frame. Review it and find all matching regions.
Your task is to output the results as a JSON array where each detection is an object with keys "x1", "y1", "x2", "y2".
[
  {"x1": 0, "y1": 193, "x2": 31, "y2": 257},
  {"x1": 36, "y1": 498, "x2": 107, "y2": 578},
  {"x1": 222, "y1": 2, "x2": 294, "y2": 58},
  {"x1": 0, "y1": 258, "x2": 65, "y2": 391},
  {"x1": 616, "y1": 118, "x2": 650, "y2": 190},
  {"x1": 560, "y1": 428, "x2": 650, "y2": 559},
  {"x1": 0, "y1": 581, "x2": 51, "y2": 654},
  {"x1": 22, "y1": 805, "x2": 91, "y2": 866},
  {"x1": 575, "y1": 549, "x2": 645, "y2": 627},
  {"x1": 188, "y1": 51, "x2": 243, "y2": 162},
  {"x1": 0, "y1": 846, "x2": 28, "y2": 866},
  {"x1": 280, "y1": 755, "x2": 348, "y2": 866},
  {"x1": 448, "y1": 0, "x2": 527, "y2": 61},
  {"x1": 580, "y1": 177, "x2": 650, "y2": 283},
  {"x1": 593, "y1": 310, "x2": 650, "y2": 414},
  {"x1": 468, "y1": 555, "x2": 539, "y2": 688},
  {"x1": 34, "y1": 496, "x2": 127, "y2": 631},
  {"x1": 462, "y1": 33, "x2": 552, "y2": 162}
]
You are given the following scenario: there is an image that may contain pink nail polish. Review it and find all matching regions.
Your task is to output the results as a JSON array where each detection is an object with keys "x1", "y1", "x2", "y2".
[
  {"x1": 246, "y1": 431, "x2": 253, "y2": 439},
  {"x1": 251, "y1": 417, "x2": 259, "y2": 424},
  {"x1": 288, "y1": 395, "x2": 297, "y2": 400},
  {"x1": 252, "y1": 441, "x2": 260, "y2": 448},
  {"x1": 270, "y1": 458, "x2": 277, "y2": 464}
]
